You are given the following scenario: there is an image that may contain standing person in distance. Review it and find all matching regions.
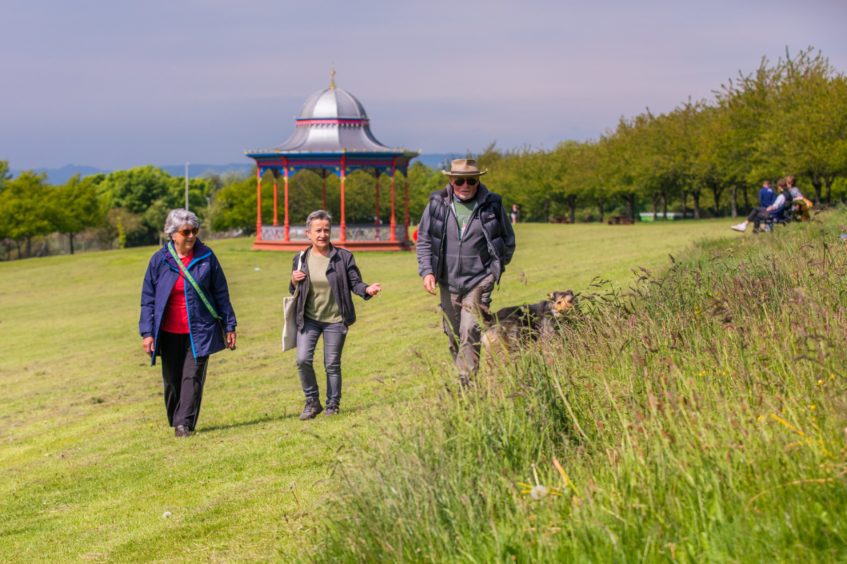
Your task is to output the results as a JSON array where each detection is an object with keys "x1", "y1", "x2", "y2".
[
  {"x1": 416, "y1": 158, "x2": 516, "y2": 386},
  {"x1": 290, "y1": 210, "x2": 382, "y2": 419},
  {"x1": 139, "y1": 209, "x2": 237, "y2": 437}
]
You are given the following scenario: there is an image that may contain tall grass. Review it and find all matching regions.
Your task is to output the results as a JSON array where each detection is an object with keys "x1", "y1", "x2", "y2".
[{"x1": 315, "y1": 212, "x2": 847, "y2": 562}]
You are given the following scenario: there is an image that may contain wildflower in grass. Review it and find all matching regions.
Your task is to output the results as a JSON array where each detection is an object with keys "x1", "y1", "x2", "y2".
[{"x1": 518, "y1": 463, "x2": 561, "y2": 500}]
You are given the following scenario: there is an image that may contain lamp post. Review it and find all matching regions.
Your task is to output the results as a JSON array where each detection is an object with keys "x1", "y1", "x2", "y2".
[{"x1": 184, "y1": 162, "x2": 190, "y2": 210}]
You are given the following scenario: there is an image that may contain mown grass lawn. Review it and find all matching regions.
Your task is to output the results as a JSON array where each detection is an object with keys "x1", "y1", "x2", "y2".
[{"x1": 0, "y1": 220, "x2": 733, "y2": 561}]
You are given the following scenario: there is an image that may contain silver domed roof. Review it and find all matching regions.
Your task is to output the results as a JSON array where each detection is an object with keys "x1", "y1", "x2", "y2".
[{"x1": 298, "y1": 87, "x2": 368, "y2": 120}]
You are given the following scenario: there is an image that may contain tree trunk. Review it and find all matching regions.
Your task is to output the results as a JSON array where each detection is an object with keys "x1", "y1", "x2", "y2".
[
  {"x1": 711, "y1": 185, "x2": 723, "y2": 216},
  {"x1": 692, "y1": 190, "x2": 701, "y2": 219},
  {"x1": 824, "y1": 176, "x2": 834, "y2": 204},
  {"x1": 742, "y1": 184, "x2": 750, "y2": 211},
  {"x1": 25, "y1": 237, "x2": 32, "y2": 258},
  {"x1": 567, "y1": 196, "x2": 577, "y2": 224},
  {"x1": 810, "y1": 178, "x2": 823, "y2": 206},
  {"x1": 730, "y1": 185, "x2": 738, "y2": 218},
  {"x1": 662, "y1": 192, "x2": 668, "y2": 218},
  {"x1": 625, "y1": 194, "x2": 637, "y2": 222},
  {"x1": 652, "y1": 193, "x2": 659, "y2": 220},
  {"x1": 597, "y1": 199, "x2": 605, "y2": 223},
  {"x1": 68, "y1": 232, "x2": 75, "y2": 255},
  {"x1": 681, "y1": 191, "x2": 688, "y2": 219},
  {"x1": 15, "y1": 240, "x2": 22, "y2": 260}
]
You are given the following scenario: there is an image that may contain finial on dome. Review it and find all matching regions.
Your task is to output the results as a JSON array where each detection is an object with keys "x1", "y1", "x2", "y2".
[{"x1": 329, "y1": 67, "x2": 336, "y2": 90}]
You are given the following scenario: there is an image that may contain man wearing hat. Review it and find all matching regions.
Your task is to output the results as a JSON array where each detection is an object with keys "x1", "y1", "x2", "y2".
[{"x1": 416, "y1": 159, "x2": 516, "y2": 385}]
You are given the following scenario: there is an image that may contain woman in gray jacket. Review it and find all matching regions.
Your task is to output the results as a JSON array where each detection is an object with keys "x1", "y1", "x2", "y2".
[{"x1": 289, "y1": 210, "x2": 381, "y2": 419}]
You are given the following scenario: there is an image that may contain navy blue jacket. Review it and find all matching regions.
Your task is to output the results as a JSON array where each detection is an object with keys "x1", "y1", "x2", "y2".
[{"x1": 139, "y1": 240, "x2": 237, "y2": 365}]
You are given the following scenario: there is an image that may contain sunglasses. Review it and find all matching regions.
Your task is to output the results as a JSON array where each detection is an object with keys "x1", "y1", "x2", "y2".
[
  {"x1": 453, "y1": 177, "x2": 479, "y2": 187},
  {"x1": 178, "y1": 228, "x2": 199, "y2": 237}
]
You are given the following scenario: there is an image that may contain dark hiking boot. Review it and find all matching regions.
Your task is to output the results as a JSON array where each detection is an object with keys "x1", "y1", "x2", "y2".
[
  {"x1": 174, "y1": 425, "x2": 193, "y2": 438},
  {"x1": 299, "y1": 399, "x2": 323, "y2": 420},
  {"x1": 324, "y1": 403, "x2": 340, "y2": 416}
]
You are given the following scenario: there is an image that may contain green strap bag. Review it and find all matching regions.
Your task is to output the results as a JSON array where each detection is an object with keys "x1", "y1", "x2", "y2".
[{"x1": 168, "y1": 242, "x2": 229, "y2": 346}]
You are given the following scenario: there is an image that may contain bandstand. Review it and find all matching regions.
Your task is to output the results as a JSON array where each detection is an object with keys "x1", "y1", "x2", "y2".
[{"x1": 245, "y1": 75, "x2": 419, "y2": 251}]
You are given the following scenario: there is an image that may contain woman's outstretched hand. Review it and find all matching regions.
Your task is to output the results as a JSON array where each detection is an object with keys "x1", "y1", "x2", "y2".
[{"x1": 366, "y1": 283, "x2": 382, "y2": 296}]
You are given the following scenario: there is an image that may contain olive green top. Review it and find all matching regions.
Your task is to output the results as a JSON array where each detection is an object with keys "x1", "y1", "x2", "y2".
[
  {"x1": 305, "y1": 252, "x2": 342, "y2": 323},
  {"x1": 452, "y1": 197, "x2": 477, "y2": 240}
]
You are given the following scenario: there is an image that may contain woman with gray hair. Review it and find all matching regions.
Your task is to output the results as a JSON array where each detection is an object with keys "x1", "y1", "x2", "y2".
[
  {"x1": 139, "y1": 209, "x2": 237, "y2": 437},
  {"x1": 289, "y1": 210, "x2": 381, "y2": 419}
]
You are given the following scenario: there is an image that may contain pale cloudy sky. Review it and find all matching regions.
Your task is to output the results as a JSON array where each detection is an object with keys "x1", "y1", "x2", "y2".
[{"x1": 1, "y1": 0, "x2": 845, "y2": 169}]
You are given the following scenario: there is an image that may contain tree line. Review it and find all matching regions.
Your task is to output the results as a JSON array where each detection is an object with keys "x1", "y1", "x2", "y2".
[
  {"x1": 1, "y1": 48, "x2": 845, "y2": 260},
  {"x1": 475, "y1": 47, "x2": 847, "y2": 223}
]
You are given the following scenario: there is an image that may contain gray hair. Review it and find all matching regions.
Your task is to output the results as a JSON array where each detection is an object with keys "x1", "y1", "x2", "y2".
[
  {"x1": 164, "y1": 209, "x2": 201, "y2": 238},
  {"x1": 306, "y1": 210, "x2": 332, "y2": 230}
]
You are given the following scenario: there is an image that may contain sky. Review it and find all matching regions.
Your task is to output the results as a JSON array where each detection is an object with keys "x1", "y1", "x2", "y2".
[{"x1": 1, "y1": 0, "x2": 846, "y2": 170}]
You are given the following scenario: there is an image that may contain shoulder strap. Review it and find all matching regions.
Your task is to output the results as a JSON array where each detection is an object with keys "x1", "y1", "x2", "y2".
[{"x1": 168, "y1": 242, "x2": 220, "y2": 320}]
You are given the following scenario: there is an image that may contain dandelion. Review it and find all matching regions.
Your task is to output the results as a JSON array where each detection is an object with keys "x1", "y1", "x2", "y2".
[
  {"x1": 518, "y1": 463, "x2": 561, "y2": 500},
  {"x1": 809, "y1": 405, "x2": 816, "y2": 411},
  {"x1": 530, "y1": 485, "x2": 549, "y2": 500}
]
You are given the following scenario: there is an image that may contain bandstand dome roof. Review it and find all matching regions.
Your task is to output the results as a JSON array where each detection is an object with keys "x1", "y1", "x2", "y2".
[
  {"x1": 298, "y1": 87, "x2": 368, "y2": 120},
  {"x1": 246, "y1": 82, "x2": 417, "y2": 158}
]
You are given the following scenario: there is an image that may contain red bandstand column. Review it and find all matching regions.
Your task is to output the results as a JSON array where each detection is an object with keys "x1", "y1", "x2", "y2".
[
  {"x1": 272, "y1": 174, "x2": 279, "y2": 226},
  {"x1": 340, "y1": 156, "x2": 347, "y2": 243},
  {"x1": 375, "y1": 173, "x2": 381, "y2": 239},
  {"x1": 283, "y1": 161, "x2": 290, "y2": 242},
  {"x1": 389, "y1": 160, "x2": 397, "y2": 242},
  {"x1": 256, "y1": 168, "x2": 263, "y2": 240}
]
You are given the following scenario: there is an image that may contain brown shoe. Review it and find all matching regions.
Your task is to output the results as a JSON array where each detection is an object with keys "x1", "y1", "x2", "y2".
[
  {"x1": 299, "y1": 399, "x2": 323, "y2": 420},
  {"x1": 324, "y1": 403, "x2": 340, "y2": 416},
  {"x1": 174, "y1": 425, "x2": 193, "y2": 437}
]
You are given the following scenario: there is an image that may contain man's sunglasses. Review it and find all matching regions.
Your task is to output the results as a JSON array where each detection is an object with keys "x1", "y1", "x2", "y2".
[
  {"x1": 453, "y1": 177, "x2": 479, "y2": 187},
  {"x1": 178, "y1": 228, "x2": 199, "y2": 237}
]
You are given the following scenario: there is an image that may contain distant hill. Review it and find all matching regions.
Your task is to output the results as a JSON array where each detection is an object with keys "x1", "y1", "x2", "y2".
[{"x1": 10, "y1": 153, "x2": 465, "y2": 184}]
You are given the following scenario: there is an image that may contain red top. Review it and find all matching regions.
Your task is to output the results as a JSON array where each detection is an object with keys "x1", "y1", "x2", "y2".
[{"x1": 161, "y1": 251, "x2": 193, "y2": 334}]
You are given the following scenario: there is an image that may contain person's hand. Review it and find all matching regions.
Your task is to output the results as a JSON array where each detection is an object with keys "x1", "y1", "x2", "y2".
[
  {"x1": 142, "y1": 336, "x2": 155, "y2": 355},
  {"x1": 365, "y1": 283, "x2": 382, "y2": 296},
  {"x1": 226, "y1": 331, "x2": 237, "y2": 350},
  {"x1": 291, "y1": 270, "x2": 306, "y2": 285},
  {"x1": 423, "y1": 274, "x2": 436, "y2": 295}
]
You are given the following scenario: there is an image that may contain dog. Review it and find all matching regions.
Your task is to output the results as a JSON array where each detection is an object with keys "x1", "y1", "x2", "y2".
[{"x1": 481, "y1": 290, "x2": 576, "y2": 356}]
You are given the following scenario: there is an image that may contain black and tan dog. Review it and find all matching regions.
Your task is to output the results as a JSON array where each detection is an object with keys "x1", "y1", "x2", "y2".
[{"x1": 481, "y1": 291, "x2": 576, "y2": 355}]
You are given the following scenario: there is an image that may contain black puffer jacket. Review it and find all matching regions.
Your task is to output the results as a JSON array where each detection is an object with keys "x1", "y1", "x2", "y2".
[
  {"x1": 288, "y1": 245, "x2": 371, "y2": 329},
  {"x1": 416, "y1": 183, "x2": 516, "y2": 288}
]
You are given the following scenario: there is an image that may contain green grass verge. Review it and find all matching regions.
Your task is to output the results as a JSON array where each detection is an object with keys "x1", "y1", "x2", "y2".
[
  {"x1": 0, "y1": 220, "x2": 735, "y2": 561},
  {"x1": 315, "y1": 213, "x2": 847, "y2": 562}
]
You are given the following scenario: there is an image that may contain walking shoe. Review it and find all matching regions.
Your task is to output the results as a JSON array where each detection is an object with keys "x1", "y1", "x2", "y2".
[
  {"x1": 174, "y1": 425, "x2": 193, "y2": 438},
  {"x1": 299, "y1": 399, "x2": 323, "y2": 420},
  {"x1": 730, "y1": 222, "x2": 747, "y2": 232},
  {"x1": 324, "y1": 403, "x2": 340, "y2": 416}
]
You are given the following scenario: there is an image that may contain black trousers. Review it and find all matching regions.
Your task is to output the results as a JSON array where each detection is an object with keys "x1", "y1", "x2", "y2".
[{"x1": 159, "y1": 331, "x2": 209, "y2": 430}]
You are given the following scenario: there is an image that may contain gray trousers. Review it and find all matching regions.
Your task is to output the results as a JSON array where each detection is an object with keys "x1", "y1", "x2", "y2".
[
  {"x1": 439, "y1": 274, "x2": 496, "y2": 383},
  {"x1": 296, "y1": 317, "x2": 348, "y2": 405}
]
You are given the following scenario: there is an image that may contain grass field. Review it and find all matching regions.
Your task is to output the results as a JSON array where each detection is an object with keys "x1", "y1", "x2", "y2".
[
  {"x1": 0, "y1": 220, "x2": 735, "y2": 561},
  {"x1": 316, "y1": 212, "x2": 847, "y2": 562}
]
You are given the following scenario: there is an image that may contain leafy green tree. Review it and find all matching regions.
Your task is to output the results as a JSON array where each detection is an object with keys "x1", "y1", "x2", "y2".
[
  {"x1": 0, "y1": 171, "x2": 54, "y2": 258},
  {"x1": 53, "y1": 175, "x2": 104, "y2": 254}
]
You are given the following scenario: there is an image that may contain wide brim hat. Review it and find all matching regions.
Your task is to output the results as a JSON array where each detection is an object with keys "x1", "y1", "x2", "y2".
[{"x1": 441, "y1": 158, "x2": 488, "y2": 177}]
